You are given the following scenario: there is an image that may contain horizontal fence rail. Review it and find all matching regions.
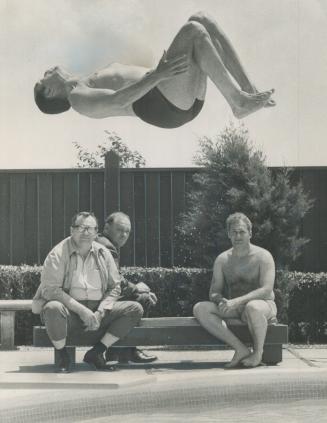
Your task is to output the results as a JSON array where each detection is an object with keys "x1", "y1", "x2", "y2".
[{"x1": 0, "y1": 157, "x2": 326, "y2": 271}]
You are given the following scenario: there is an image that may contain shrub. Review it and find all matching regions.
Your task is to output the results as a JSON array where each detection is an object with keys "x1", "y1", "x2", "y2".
[{"x1": 0, "y1": 266, "x2": 326, "y2": 344}]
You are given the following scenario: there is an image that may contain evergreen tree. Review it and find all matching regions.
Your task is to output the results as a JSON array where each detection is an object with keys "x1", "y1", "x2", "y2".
[
  {"x1": 177, "y1": 124, "x2": 312, "y2": 268},
  {"x1": 73, "y1": 130, "x2": 146, "y2": 168}
]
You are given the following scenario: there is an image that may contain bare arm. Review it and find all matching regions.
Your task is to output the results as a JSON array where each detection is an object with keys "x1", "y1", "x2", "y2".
[
  {"x1": 69, "y1": 53, "x2": 189, "y2": 118},
  {"x1": 209, "y1": 255, "x2": 226, "y2": 304}
]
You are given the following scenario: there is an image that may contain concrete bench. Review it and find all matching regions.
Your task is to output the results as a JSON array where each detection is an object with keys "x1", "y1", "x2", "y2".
[
  {"x1": 0, "y1": 300, "x2": 32, "y2": 349},
  {"x1": 33, "y1": 317, "x2": 288, "y2": 366}
]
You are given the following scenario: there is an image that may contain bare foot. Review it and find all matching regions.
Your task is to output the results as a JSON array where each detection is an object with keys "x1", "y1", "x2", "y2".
[
  {"x1": 225, "y1": 347, "x2": 251, "y2": 369},
  {"x1": 232, "y1": 89, "x2": 274, "y2": 119},
  {"x1": 241, "y1": 352, "x2": 263, "y2": 368},
  {"x1": 244, "y1": 84, "x2": 276, "y2": 108}
]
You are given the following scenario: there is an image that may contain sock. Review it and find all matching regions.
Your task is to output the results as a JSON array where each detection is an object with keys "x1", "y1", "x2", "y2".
[{"x1": 92, "y1": 342, "x2": 106, "y2": 354}]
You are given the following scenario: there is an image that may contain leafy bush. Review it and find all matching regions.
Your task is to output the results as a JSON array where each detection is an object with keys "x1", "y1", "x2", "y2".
[
  {"x1": 0, "y1": 266, "x2": 326, "y2": 344},
  {"x1": 73, "y1": 131, "x2": 146, "y2": 168}
]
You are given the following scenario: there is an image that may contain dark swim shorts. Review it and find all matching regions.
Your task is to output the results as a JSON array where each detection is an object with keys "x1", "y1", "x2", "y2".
[{"x1": 132, "y1": 87, "x2": 204, "y2": 129}]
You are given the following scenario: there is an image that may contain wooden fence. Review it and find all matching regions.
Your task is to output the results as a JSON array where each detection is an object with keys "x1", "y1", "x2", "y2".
[{"x1": 0, "y1": 152, "x2": 326, "y2": 271}]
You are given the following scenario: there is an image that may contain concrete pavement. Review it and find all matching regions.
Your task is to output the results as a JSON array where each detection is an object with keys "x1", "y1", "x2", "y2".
[{"x1": 0, "y1": 346, "x2": 326, "y2": 422}]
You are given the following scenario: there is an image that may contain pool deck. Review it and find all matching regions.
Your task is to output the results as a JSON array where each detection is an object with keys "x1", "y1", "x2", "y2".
[{"x1": 0, "y1": 345, "x2": 326, "y2": 421}]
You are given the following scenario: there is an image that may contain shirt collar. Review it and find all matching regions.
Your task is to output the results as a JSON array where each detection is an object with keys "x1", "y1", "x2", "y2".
[{"x1": 68, "y1": 237, "x2": 96, "y2": 257}]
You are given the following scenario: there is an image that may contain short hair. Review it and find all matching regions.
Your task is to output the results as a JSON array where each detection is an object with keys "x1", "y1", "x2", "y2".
[
  {"x1": 226, "y1": 212, "x2": 252, "y2": 233},
  {"x1": 105, "y1": 211, "x2": 131, "y2": 225},
  {"x1": 34, "y1": 81, "x2": 71, "y2": 114},
  {"x1": 71, "y1": 211, "x2": 98, "y2": 228}
]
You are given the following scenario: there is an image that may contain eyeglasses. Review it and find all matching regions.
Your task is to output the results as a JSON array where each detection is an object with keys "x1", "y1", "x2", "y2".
[{"x1": 73, "y1": 225, "x2": 98, "y2": 234}]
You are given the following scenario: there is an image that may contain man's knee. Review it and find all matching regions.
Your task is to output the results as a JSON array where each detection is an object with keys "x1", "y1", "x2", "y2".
[
  {"x1": 189, "y1": 11, "x2": 214, "y2": 26},
  {"x1": 193, "y1": 301, "x2": 214, "y2": 319},
  {"x1": 43, "y1": 301, "x2": 67, "y2": 319},
  {"x1": 242, "y1": 300, "x2": 267, "y2": 321},
  {"x1": 122, "y1": 301, "x2": 144, "y2": 318},
  {"x1": 181, "y1": 20, "x2": 209, "y2": 42}
]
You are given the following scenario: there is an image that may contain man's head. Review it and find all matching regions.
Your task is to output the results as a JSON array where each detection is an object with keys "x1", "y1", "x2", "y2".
[
  {"x1": 226, "y1": 212, "x2": 252, "y2": 248},
  {"x1": 103, "y1": 212, "x2": 131, "y2": 248},
  {"x1": 34, "y1": 66, "x2": 71, "y2": 114},
  {"x1": 70, "y1": 212, "x2": 98, "y2": 250}
]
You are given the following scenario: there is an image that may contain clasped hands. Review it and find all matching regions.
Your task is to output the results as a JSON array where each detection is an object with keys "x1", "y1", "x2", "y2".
[
  {"x1": 212, "y1": 293, "x2": 242, "y2": 314},
  {"x1": 80, "y1": 307, "x2": 103, "y2": 331},
  {"x1": 135, "y1": 282, "x2": 158, "y2": 306}
]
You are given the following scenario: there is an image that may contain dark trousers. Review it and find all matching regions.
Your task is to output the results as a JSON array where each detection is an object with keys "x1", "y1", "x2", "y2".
[{"x1": 42, "y1": 300, "x2": 143, "y2": 345}]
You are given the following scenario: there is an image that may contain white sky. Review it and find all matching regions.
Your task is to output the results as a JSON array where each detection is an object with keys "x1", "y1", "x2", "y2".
[{"x1": 1, "y1": 0, "x2": 327, "y2": 168}]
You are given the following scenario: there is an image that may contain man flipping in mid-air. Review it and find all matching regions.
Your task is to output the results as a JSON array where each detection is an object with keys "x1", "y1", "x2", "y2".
[
  {"x1": 34, "y1": 11, "x2": 275, "y2": 129},
  {"x1": 193, "y1": 213, "x2": 277, "y2": 368}
]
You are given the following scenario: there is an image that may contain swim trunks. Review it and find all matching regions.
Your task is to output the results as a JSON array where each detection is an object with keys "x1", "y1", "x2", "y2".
[{"x1": 132, "y1": 87, "x2": 204, "y2": 128}]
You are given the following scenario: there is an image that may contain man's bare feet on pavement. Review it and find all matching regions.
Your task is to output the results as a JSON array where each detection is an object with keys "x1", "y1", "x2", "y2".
[
  {"x1": 225, "y1": 346, "x2": 251, "y2": 369},
  {"x1": 241, "y1": 352, "x2": 263, "y2": 368},
  {"x1": 232, "y1": 90, "x2": 274, "y2": 119}
]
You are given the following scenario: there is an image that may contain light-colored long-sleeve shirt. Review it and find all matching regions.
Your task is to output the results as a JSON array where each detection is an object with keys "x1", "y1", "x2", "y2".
[{"x1": 32, "y1": 237, "x2": 122, "y2": 314}]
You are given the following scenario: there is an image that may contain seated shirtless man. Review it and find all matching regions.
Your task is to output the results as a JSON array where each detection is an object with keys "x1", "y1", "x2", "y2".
[
  {"x1": 34, "y1": 11, "x2": 275, "y2": 129},
  {"x1": 193, "y1": 212, "x2": 277, "y2": 368}
]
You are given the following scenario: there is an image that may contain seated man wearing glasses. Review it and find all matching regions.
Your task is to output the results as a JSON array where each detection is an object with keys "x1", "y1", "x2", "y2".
[{"x1": 32, "y1": 211, "x2": 143, "y2": 373}]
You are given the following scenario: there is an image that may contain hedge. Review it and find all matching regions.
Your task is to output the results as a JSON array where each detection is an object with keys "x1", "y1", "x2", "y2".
[{"x1": 0, "y1": 265, "x2": 326, "y2": 344}]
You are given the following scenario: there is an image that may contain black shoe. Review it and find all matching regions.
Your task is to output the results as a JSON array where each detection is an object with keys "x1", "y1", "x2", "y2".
[
  {"x1": 84, "y1": 349, "x2": 116, "y2": 371},
  {"x1": 129, "y1": 348, "x2": 157, "y2": 363},
  {"x1": 105, "y1": 348, "x2": 119, "y2": 363},
  {"x1": 56, "y1": 348, "x2": 72, "y2": 373}
]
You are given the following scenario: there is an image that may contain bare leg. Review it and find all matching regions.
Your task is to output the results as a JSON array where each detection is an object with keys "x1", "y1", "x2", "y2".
[
  {"x1": 193, "y1": 302, "x2": 250, "y2": 368},
  {"x1": 188, "y1": 12, "x2": 275, "y2": 107},
  {"x1": 158, "y1": 20, "x2": 273, "y2": 118},
  {"x1": 240, "y1": 300, "x2": 273, "y2": 367}
]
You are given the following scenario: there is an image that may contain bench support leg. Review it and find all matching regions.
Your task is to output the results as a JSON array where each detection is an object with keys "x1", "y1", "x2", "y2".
[
  {"x1": 262, "y1": 344, "x2": 282, "y2": 365},
  {"x1": 54, "y1": 347, "x2": 76, "y2": 367},
  {"x1": 0, "y1": 311, "x2": 16, "y2": 350}
]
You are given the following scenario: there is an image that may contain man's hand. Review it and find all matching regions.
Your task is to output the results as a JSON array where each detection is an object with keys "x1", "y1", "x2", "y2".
[
  {"x1": 154, "y1": 51, "x2": 189, "y2": 81},
  {"x1": 135, "y1": 282, "x2": 150, "y2": 293},
  {"x1": 148, "y1": 292, "x2": 158, "y2": 306},
  {"x1": 80, "y1": 307, "x2": 100, "y2": 331},
  {"x1": 218, "y1": 297, "x2": 242, "y2": 314}
]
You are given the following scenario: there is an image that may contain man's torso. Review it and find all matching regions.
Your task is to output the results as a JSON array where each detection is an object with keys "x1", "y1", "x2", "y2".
[
  {"x1": 87, "y1": 63, "x2": 149, "y2": 91},
  {"x1": 221, "y1": 245, "x2": 274, "y2": 300}
]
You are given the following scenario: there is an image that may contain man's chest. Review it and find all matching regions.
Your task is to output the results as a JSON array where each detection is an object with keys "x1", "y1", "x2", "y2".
[{"x1": 223, "y1": 256, "x2": 260, "y2": 283}]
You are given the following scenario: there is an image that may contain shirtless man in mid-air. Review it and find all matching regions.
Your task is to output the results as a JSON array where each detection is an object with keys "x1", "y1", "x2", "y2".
[
  {"x1": 34, "y1": 11, "x2": 275, "y2": 129},
  {"x1": 193, "y1": 212, "x2": 277, "y2": 368}
]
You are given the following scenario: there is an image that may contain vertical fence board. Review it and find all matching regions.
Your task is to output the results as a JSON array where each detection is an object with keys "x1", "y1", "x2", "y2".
[
  {"x1": 78, "y1": 173, "x2": 91, "y2": 212},
  {"x1": 160, "y1": 172, "x2": 173, "y2": 267},
  {"x1": 171, "y1": 172, "x2": 186, "y2": 266},
  {"x1": 0, "y1": 175, "x2": 10, "y2": 264},
  {"x1": 146, "y1": 173, "x2": 160, "y2": 267},
  {"x1": 90, "y1": 173, "x2": 105, "y2": 229},
  {"x1": 134, "y1": 173, "x2": 146, "y2": 266},
  {"x1": 52, "y1": 174, "x2": 65, "y2": 247},
  {"x1": 105, "y1": 152, "x2": 120, "y2": 216},
  {"x1": 25, "y1": 174, "x2": 38, "y2": 265},
  {"x1": 38, "y1": 174, "x2": 52, "y2": 264},
  {"x1": 318, "y1": 169, "x2": 327, "y2": 271},
  {"x1": 64, "y1": 173, "x2": 79, "y2": 237},
  {"x1": 120, "y1": 172, "x2": 135, "y2": 266},
  {"x1": 10, "y1": 174, "x2": 26, "y2": 265},
  {"x1": 300, "y1": 169, "x2": 321, "y2": 272}
]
